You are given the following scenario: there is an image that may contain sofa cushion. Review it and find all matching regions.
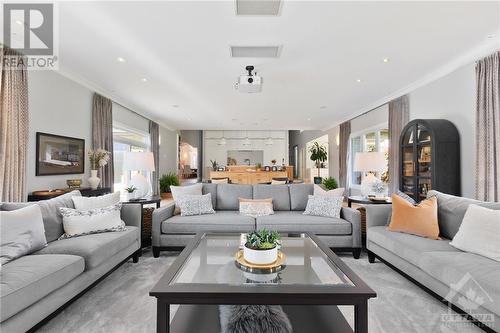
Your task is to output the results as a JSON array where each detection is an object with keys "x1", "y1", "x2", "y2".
[
  {"x1": 427, "y1": 190, "x2": 500, "y2": 239},
  {"x1": 253, "y1": 185, "x2": 291, "y2": 211},
  {"x1": 202, "y1": 183, "x2": 217, "y2": 208},
  {"x1": 256, "y1": 211, "x2": 352, "y2": 235},
  {"x1": 367, "y1": 226, "x2": 457, "y2": 267},
  {"x1": 0, "y1": 254, "x2": 84, "y2": 322},
  {"x1": 419, "y1": 251, "x2": 500, "y2": 316},
  {"x1": 289, "y1": 184, "x2": 313, "y2": 211},
  {"x1": 162, "y1": 211, "x2": 255, "y2": 233},
  {"x1": 216, "y1": 184, "x2": 253, "y2": 210},
  {"x1": 1, "y1": 191, "x2": 81, "y2": 242},
  {"x1": 34, "y1": 226, "x2": 139, "y2": 269}
]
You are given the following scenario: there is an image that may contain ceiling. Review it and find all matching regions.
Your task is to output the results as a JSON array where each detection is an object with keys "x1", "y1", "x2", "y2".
[{"x1": 56, "y1": 1, "x2": 500, "y2": 130}]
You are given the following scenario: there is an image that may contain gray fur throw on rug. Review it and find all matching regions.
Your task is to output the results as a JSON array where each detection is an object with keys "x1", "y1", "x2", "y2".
[{"x1": 219, "y1": 305, "x2": 293, "y2": 333}]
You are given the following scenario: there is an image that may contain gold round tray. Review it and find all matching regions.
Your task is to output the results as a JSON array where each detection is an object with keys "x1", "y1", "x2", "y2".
[{"x1": 235, "y1": 250, "x2": 286, "y2": 270}]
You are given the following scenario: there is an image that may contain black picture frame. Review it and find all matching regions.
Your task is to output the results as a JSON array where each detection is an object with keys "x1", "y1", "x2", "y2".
[{"x1": 36, "y1": 132, "x2": 85, "y2": 176}]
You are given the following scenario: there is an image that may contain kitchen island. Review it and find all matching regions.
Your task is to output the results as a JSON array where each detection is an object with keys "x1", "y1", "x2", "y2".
[{"x1": 210, "y1": 166, "x2": 293, "y2": 184}]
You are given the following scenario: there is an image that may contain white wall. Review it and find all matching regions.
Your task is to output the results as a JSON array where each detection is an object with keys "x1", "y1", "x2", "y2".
[
  {"x1": 27, "y1": 71, "x2": 178, "y2": 194},
  {"x1": 203, "y1": 130, "x2": 288, "y2": 179},
  {"x1": 409, "y1": 63, "x2": 476, "y2": 198},
  {"x1": 27, "y1": 70, "x2": 94, "y2": 192}
]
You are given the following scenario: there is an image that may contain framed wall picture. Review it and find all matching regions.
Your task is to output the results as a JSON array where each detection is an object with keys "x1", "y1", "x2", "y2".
[{"x1": 36, "y1": 132, "x2": 85, "y2": 176}]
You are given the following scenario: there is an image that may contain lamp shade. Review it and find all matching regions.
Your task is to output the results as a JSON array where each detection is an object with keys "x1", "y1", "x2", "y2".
[
  {"x1": 122, "y1": 152, "x2": 155, "y2": 171},
  {"x1": 354, "y1": 152, "x2": 386, "y2": 172}
]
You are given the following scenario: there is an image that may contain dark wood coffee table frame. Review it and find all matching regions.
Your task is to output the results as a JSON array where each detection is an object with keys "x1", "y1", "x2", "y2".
[{"x1": 150, "y1": 233, "x2": 376, "y2": 333}]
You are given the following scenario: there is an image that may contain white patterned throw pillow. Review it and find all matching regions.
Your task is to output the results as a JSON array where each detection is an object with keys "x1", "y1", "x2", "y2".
[
  {"x1": 176, "y1": 193, "x2": 216, "y2": 216},
  {"x1": 239, "y1": 198, "x2": 274, "y2": 217},
  {"x1": 59, "y1": 203, "x2": 126, "y2": 239},
  {"x1": 303, "y1": 195, "x2": 343, "y2": 218}
]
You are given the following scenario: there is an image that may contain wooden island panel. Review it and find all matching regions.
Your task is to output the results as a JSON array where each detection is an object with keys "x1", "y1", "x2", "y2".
[{"x1": 210, "y1": 170, "x2": 289, "y2": 184}]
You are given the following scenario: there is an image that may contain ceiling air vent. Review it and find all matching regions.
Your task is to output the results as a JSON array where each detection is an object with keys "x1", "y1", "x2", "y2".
[
  {"x1": 236, "y1": 0, "x2": 282, "y2": 16},
  {"x1": 230, "y1": 46, "x2": 281, "y2": 58}
]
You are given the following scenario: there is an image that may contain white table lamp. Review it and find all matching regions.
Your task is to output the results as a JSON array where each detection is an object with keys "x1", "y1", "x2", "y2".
[
  {"x1": 122, "y1": 152, "x2": 155, "y2": 198},
  {"x1": 354, "y1": 152, "x2": 386, "y2": 197}
]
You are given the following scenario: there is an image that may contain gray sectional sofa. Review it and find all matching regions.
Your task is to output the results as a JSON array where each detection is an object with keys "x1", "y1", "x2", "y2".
[
  {"x1": 0, "y1": 193, "x2": 142, "y2": 333},
  {"x1": 366, "y1": 190, "x2": 500, "y2": 332},
  {"x1": 152, "y1": 183, "x2": 362, "y2": 258}
]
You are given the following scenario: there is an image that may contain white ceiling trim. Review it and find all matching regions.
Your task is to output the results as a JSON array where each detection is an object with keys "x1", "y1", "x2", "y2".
[
  {"x1": 321, "y1": 37, "x2": 500, "y2": 131},
  {"x1": 56, "y1": 65, "x2": 177, "y2": 131}
]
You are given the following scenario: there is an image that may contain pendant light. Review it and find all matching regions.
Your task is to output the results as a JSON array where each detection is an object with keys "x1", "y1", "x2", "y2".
[{"x1": 218, "y1": 131, "x2": 227, "y2": 145}]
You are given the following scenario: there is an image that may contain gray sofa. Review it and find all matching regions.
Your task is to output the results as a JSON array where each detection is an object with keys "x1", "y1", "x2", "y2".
[
  {"x1": 366, "y1": 190, "x2": 500, "y2": 332},
  {"x1": 0, "y1": 192, "x2": 142, "y2": 332},
  {"x1": 152, "y1": 183, "x2": 361, "y2": 258}
]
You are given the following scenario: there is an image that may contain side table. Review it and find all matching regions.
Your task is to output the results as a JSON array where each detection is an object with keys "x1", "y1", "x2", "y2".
[
  {"x1": 347, "y1": 196, "x2": 391, "y2": 246},
  {"x1": 122, "y1": 196, "x2": 161, "y2": 249}
]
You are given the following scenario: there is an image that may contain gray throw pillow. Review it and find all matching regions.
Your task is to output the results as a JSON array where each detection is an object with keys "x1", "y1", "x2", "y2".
[
  {"x1": 176, "y1": 193, "x2": 216, "y2": 216},
  {"x1": 219, "y1": 305, "x2": 292, "y2": 333},
  {"x1": 0, "y1": 205, "x2": 47, "y2": 265},
  {"x1": 303, "y1": 195, "x2": 343, "y2": 218}
]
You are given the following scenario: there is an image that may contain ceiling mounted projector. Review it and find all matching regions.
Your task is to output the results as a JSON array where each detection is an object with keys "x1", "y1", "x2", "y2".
[{"x1": 235, "y1": 65, "x2": 262, "y2": 93}]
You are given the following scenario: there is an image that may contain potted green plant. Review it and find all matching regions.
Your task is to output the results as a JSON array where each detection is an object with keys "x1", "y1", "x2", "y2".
[
  {"x1": 210, "y1": 159, "x2": 218, "y2": 171},
  {"x1": 322, "y1": 177, "x2": 338, "y2": 190},
  {"x1": 243, "y1": 229, "x2": 281, "y2": 265},
  {"x1": 309, "y1": 142, "x2": 328, "y2": 184},
  {"x1": 124, "y1": 185, "x2": 137, "y2": 200},
  {"x1": 159, "y1": 172, "x2": 180, "y2": 199},
  {"x1": 256, "y1": 163, "x2": 262, "y2": 171}
]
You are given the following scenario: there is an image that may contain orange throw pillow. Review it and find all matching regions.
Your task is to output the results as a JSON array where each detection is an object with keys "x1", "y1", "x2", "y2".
[{"x1": 387, "y1": 195, "x2": 440, "y2": 239}]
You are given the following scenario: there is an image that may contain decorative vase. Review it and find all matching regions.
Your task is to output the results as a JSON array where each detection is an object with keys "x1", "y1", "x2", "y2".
[
  {"x1": 88, "y1": 169, "x2": 100, "y2": 190},
  {"x1": 243, "y1": 245, "x2": 278, "y2": 265}
]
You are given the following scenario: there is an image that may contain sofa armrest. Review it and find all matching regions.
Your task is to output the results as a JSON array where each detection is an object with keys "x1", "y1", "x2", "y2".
[
  {"x1": 366, "y1": 205, "x2": 392, "y2": 229},
  {"x1": 341, "y1": 207, "x2": 361, "y2": 248},
  {"x1": 121, "y1": 203, "x2": 142, "y2": 228},
  {"x1": 152, "y1": 203, "x2": 175, "y2": 247}
]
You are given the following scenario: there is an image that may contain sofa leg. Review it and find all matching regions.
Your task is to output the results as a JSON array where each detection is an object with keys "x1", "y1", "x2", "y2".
[
  {"x1": 132, "y1": 250, "x2": 140, "y2": 263},
  {"x1": 367, "y1": 250, "x2": 376, "y2": 263},
  {"x1": 153, "y1": 246, "x2": 160, "y2": 258},
  {"x1": 352, "y1": 248, "x2": 361, "y2": 259}
]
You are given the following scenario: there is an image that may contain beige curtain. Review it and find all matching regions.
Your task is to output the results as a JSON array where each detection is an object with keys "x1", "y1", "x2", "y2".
[
  {"x1": 388, "y1": 95, "x2": 410, "y2": 195},
  {"x1": 338, "y1": 121, "x2": 351, "y2": 191},
  {"x1": 476, "y1": 51, "x2": 500, "y2": 201},
  {"x1": 149, "y1": 121, "x2": 160, "y2": 196},
  {"x1": 92, "y1": 93, "x2": 114, "y2": 190},
  {"x1": 0, "y1": 47, "x2": 29, "y2": 202}
]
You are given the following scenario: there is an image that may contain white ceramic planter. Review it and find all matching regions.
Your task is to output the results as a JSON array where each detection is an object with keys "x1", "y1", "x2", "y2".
[
  {"x1": 243, "y1": 245, "x2": 278, "y2": 265},
  {"x1": 88, "y1": 170, "x2": 100, "y2": 190}
]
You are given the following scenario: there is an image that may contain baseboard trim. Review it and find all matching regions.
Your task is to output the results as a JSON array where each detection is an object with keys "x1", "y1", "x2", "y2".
[{"x1": 369, "y1": 251, "x2": 497, "y2": 333}]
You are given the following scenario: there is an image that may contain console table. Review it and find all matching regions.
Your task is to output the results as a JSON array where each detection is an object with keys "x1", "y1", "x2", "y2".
[{"x1": 28, "y1": 187, "x2": 112, "y2": 201}]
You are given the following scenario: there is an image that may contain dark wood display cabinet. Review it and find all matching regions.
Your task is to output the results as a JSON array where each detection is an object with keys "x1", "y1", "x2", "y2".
[{"x1": 399, "y1": 119, "x2": 460, "y2": 202}]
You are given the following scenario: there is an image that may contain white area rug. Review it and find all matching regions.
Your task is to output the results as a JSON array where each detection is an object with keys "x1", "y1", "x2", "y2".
[{"x1": 37, "y1": 249, "x2": 483, "y2": 333}]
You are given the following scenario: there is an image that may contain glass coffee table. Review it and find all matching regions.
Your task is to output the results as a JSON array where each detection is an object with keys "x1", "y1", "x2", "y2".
[{"x1": 150, "y1": 233, "x2": 376, "y2": 333}]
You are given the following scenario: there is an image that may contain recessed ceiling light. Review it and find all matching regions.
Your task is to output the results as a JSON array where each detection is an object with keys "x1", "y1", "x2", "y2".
[
  {"x1": 140, "y1": 78, "x2": 147, "y2": 82},
  {"x1": 356, "y1": 79, "x2": 362, "y2": 83},
  {"x1": 383, "y1": 58, "x2": 390, "y2": 63},
  {"x1": 319, "y1": 105, "x2": 327, "y2": 109},
  {"x1": 307, "y1": 118, "x2": 311, "y2": 121},
  {"x1": 231, "y1": 118, "x2": 238, "y2": 121},
  {"x1": 172, "y1": 104, "x2": 179, "y2": 108},
  {"x1": 15, "y1": 20, "x2": 23, "y2": 25},
  {"x1": 187, "y1": 117, "x2": 191, "y2": 121},
  {"x1": 116, "y1": 57, "x2": 126, "y2": 63}
]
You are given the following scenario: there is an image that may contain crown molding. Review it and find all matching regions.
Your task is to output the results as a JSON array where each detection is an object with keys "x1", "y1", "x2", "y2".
[
  {"x1": 54, "y1": 66, "x2": 177, "y2": 132},
  {"x1": 321, "y1": 38, "x2": 500, "y2": 131}
]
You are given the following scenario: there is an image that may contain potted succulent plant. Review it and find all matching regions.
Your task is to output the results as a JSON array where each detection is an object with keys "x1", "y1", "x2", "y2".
[
  {"x1": 243, "y1": 229, "x2": 281, "y2": 265},
  {"x1": 124, "y1": 185, "x2": 137, "y2": 200},
  {"x1": 159, "y1": 172, "x2": 180, "y2": 199},
  {"x1": 309, "y1": 141, "x2": 328, "y2": 184}
]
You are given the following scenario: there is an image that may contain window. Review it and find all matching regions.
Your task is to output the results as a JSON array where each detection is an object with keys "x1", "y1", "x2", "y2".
[
  {"x1": 349, "y1": 127, "x2": 389, "y2": 188},
  {"x1": 113, "y1": 124, "x2": 150, "y2": 192}
]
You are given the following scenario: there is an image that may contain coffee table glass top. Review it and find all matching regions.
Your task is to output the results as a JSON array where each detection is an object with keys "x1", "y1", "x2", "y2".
[{"x1": 171, "y1": 234, "x2": 353, "y2": 286}]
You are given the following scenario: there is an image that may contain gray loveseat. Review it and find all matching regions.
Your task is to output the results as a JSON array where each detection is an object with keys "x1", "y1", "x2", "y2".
[
  {"x1": 0, "y1": 191, "x2": 142, "y2": 332},
  {"x1": 366, "y1": 190, "x2": 500, "y2": 331},
  {"x1": 152, "y1": 183, "x2": 361, "y2": 258}
]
